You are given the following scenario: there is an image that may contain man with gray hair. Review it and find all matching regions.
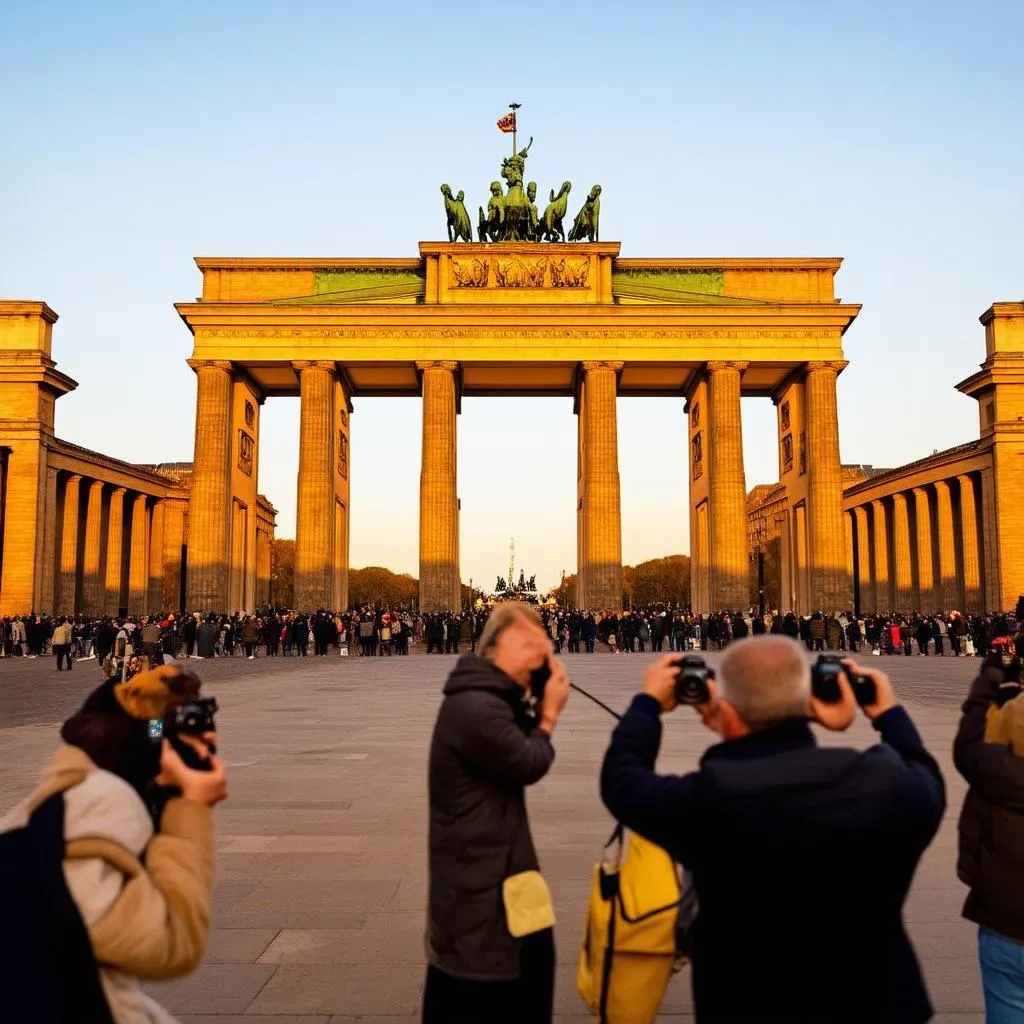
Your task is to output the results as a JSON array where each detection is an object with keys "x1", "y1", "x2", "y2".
[
  {"x1": 423, "y1": 602, "x2": 570, "y2": 1024},
  {"x1": 601, "y1": 635, "x2": 944, "y2": 1024}
]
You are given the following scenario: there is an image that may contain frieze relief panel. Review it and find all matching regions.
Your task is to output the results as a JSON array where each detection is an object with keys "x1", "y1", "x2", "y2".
[
  {"x1": 203, "y1": 327, "x2": 841, "y2": 340},
  {"x1": 447, "y1": 254, "x2": 590, "y2": 289}
]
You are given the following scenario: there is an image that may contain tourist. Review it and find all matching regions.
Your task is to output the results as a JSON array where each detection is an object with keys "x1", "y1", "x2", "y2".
[
  {"x1": 600, "y1": 637, "x2": 944, "y2": 1022},
  {"x1": 0, "y1": 664, "x2": 228, "y2": 1023},
  {"x1": 423, "y1": 602, "x2": 569, "y2": 1024},
  {"x1": 52, "y1": 617, "x2": 73, "y2": 671},
  {"x1": 954, "y1": 651, "x2": 1024, "y2": 1019}
]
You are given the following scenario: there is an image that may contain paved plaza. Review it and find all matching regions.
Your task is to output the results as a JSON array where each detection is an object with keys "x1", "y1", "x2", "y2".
[{"x1": 0, "y1": 649, "x2": 987, "y2": 1022}]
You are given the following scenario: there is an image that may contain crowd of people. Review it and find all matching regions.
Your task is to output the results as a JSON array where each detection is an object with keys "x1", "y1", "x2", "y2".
[
  {"x1": 5, "y1": 604, "x2": 1024, "y2": 1023},
  {"x1": 1, "y1": 604, "x2": 1016, "y2": 671}
]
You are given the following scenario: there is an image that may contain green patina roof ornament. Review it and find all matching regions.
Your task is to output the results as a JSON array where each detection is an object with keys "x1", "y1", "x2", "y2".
[{"x1": 440, "y1": 104, "x2": 602, "y2": 244}]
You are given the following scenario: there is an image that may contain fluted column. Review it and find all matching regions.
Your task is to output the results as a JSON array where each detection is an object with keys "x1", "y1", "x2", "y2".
[
  {"x1": 418, "y1": 361, "x2": 460, "y2": 611},
  {"x1": 294, "y1": 360, "x2": 337, "y2": 611},
  {"x1": 892, "y1": 492, "x2": 914, "y2": 611},
  {"x1": 186, "y1": 359, "x2": 234, "y2": 612},
  {"x1": 58, "y1": 474, "x2": 82, "y2": 613},
  {"x1": 934, "y1": 480, "x2": 958, "y2": 610},
  {"x1": 148, "y1": 499, "x2": 165, "y2": 613},
  {"x1": 81, "y1": 480, "x2": 105, "y2": 614},
  {"x1": 912, "y1": 487, "x2": 936, "y2": 611},
  {"x1": 707, "y1": 362, "x2": 748, "y2": 610},
  {"x1": 854, "y1": 505, "x2": 872, "y2": 612},
  {"x1": 128, "y1": 494, "x2": 149, "y2": 614},
  {"x1": 871, "y1": 499, "x2": 891, "y2": 612},
  {"x1": 104, "y1": 487, "x2": 126, "y2": 614},
  {"x1": 579, "y1": 361, "x2": 622, "y2": 609},
  {"x1": 958, "y1": 474, "x2": 982, "y2": 613},
  {"x1": 38, "y1": 467, "x2": 59, "y2": 613},
  {"x1": 805, "y1": 362, "x2": 851, "y2": 610}
]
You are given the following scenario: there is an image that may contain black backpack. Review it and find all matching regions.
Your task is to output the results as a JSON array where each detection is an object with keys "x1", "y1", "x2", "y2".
[{"x1": 0, "y1": 791, "x2": 115, "y2": 1023}]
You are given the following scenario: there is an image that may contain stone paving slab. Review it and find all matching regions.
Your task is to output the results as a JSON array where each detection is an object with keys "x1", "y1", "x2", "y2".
[{"x1": 0, "y1": 650, "x2": 990, "y2": 1021}]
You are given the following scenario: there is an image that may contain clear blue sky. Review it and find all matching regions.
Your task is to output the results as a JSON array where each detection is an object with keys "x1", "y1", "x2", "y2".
[{"x1": 4, "y1": 0, "x2": 1023, "y2": 592}]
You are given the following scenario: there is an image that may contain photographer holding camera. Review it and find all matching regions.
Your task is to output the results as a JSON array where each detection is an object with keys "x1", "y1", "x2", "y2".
[
  {"x1": 600, "y1": 635, "x2": 945, "y2": 1024},
  {"x1": 954, "y1": 649, "x2": 1024, "y2": 1019},
  {"x1": 0, "y1": 664, "x2": 228, "y2": 1023}
]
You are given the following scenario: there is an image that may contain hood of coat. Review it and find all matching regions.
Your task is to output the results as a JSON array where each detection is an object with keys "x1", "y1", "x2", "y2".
[{"x1": 443, "y1": 653, "x2": 526, "y2": 700}]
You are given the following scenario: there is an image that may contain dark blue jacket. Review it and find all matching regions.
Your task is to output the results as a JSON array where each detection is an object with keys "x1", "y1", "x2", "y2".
[{"x1": 601, "y1": 696, "x2": 945, "y2": 1024}]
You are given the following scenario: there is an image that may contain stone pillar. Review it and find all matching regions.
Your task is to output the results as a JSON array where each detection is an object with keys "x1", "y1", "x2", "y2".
[
  {"x1": 418, "y1": 361, "x2": 460, "y2": 612},
  {"x1": 912, "y1": 487, "x2": 936, "y2": 611},
  {"x1": 294, "y1": 360, "x2": 337, "y2": 611},
  {"x1": 794, "y1": 503, "x2": 809, "y2": 613},
  {"x1": 980, "y1": 466, "x2": 1000, "y2": 612},
  {"x1": 707, "y1": 362, "x2": 748, "y2": 609},
  {"x1": 162, "y1": 498, "x2": 186, "y2": 612},
  {"x1": 934, "y1": 480, "x2": 959, "y2": 610},
  {"x1": 148, "y1": 499, "x2": 165, "y2": 612},
  {"x1": 104, "y1": 487, "x2": 126, "y2": 614},
  {"x1": 576, "y1": 387, "x2": 589, "y2": 607},
  {"x1": 81, "y1": 480, "x2": 105, "y2": 614},
  {"x1": 871, "y1": 499, "x2": 891, "y2": 612},
  {"x1": 38, "y1": 467, "x2": 58, "y2": 614},
  {"x1": 186, "y1": 360, "x2": 234, "y2": 612},
  {"x1": 58, "y1": 474, "x2": 82, "y2": 613},
  {"x1": 804, "y1": 362, "x2": 851, "y2": 610},
  {"x1": 578, "y1": 361, "x2": 622, "y2": 609},
  {"x1": 853, "y1": 506, "x2": 872, "y2": 613},
  {"x1": 958, "y1": 474, "x2": 982, "y2": 613},
  {"x1": 128, "y1": 494, "x2": 149, "y2": 614},
  {"x1": 892, "y1": 492, "x2": 914, "y2": 611}
]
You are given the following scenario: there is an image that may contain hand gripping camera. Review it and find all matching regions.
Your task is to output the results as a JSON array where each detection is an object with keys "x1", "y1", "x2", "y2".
[
  {"x1": 810, "y1": 655, "x2": 876, "y2": 707},
  {"x1": 148, "y1": 697, "x2": 219, "y2": 772},
  {"x1": 674, "y1": 655, "x2": 715, "y2": 705}
]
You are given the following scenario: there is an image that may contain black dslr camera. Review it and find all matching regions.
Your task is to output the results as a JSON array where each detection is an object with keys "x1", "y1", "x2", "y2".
[
  {"x1": 675, "y1": 655, "x2": 714, "y2": 705},
  {"x1": 810, "y1": 655, "x2": 876, "y2": 707},
  {"x1": 148, "y1": 697, "x2": 219, "y2": 772}
]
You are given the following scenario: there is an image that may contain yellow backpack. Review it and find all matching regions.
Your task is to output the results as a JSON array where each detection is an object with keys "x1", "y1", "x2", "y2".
[{"x1": 577, "y1": 825, "x2": 685, "y2": 1024}]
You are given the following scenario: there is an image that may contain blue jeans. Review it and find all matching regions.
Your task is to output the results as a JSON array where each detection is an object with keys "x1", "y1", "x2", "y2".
[{"x1": 980, "y1": 928, "x2": 1024, "y2": 1022}]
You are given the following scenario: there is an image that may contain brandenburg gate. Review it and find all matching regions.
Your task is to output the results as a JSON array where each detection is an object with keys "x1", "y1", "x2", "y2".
[{"x1": 177, "y1": 242, "x2": 860, "y2": 613}]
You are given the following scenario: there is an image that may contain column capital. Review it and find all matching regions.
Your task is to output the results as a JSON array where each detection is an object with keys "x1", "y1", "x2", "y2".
[
  {"x1": 415, "y1": 360, "x2": 459, "y2": 372},
  {"x1": 109, "y1": 486, "x2": 126, "y2": 498},
  {"x1": 292, "y1": 359, "x2": 337, "y2": 374},
  {"x1": 86, "y1": 478, "x2": 104, "y2": 493},
  {"x1": 706, "y1": 360, "x2": 749, "y2": 373},
  {"x1": 581, "y1": 360, "x2": 623, "y2": 373},
  {"x1": 187, "y1": 359, "x2": 234, "y2": 373},
  {"x1": 804, "y1": 360, "x2": 849, "y2": 374},
  {"x1": 64, "y1": 473, "x2": 82, "y2": 485}
]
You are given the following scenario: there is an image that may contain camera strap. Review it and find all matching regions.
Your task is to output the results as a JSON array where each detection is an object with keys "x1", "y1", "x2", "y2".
[{"x1": 569, "y1": 682, "x2": 622, "y2": 722}]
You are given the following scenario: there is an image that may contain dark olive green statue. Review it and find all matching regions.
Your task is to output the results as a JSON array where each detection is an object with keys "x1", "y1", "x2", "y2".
[
  {"x1": 568, "y1": 185, "x2": 601, "y2": 243},
  {"x1": 540, "y1": 181, "x2": 571, "y2": 243},
  {"x1": 441, "y1": 184, "x2": 473, "y2": 242}
]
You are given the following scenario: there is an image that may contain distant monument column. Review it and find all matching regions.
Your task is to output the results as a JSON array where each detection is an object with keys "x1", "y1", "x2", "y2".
[
  {"x1": 577, "y1": 361, "x2": 623, "y2": 610},
  {"x1": 81, "y1": 480, "x2": 105, "y2": 614},
  {"x1": 294, "y1": 360, "x2": 338, "y2": 611},
  {"x1": 418, "y1": 361, "x2": 460, "y2": 612},
  {"x1": 706, "y1": 362, "x2": 748, "y2": 610},
  {"x1": 128, "y1": 494, "x2": 149, "y2": 615},
  {"x1": 912, "y1": 487, "x2": 937, "y2": 610},
  {"x1": 804, "y1": 361, "x2": 852, "y2": 610},
  {"x1": 186, "y1": 359, "x2": 234, "y2": 612},
  {"x1": 958, "y1": 474, "x2": 982, "y2": 613},
  {"x1": 58, "y1": 474, "x2": 82, "y2": 613},
  {"x1": 853, "y1": 506, "x2": 872, "y2": 612},
  {"x1": 892, "y1": 492, "x2": 914, "y2": 611},
  {"x1": 933, "y1": 481, "x2": 959, "y2": 610},
  {"x1": 871, "y1": 499, "x2": 891, "y2": 611}
]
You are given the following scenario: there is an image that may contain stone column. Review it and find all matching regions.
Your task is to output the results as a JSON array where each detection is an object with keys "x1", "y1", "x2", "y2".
[
  {"x1": 958, "y1": 474, "x2": 982, "y2": 613},
  {"x1": 980, "y1": 466, "x2": 1000, "y2": 612},
  {"x1": 871, "y1": 499, "x2": 891, "y2": 612},
  {"x1": 579, "y1": 361, "x2": 622, "y2": 610},
  {"x1": 148, "y1": 499, "x2": 165, "y2": 612},
  {"x1": 912, "y1": 487, "x2": 936, "y2": 611},
  {"x1": 81, "y1": 480, "x2": 105, "y2": 614},
  {"x1": 707, "y1": 362, "x2": 748, "y2": 610},
  {"x1": 186, "y1": 360, "x2": 234, "y2": 612},
  {"x1": 58, "y1": 474, "x2": 82, "y2": 613},
  {"x1": 104, "y1": 488, "x2": 126, "y2": 614},
  {"x1": 38, "y1": 467, "x2": 59, "y2": 614},
  {"x1": 294, "y1": 360, "x2": 337, "y2": 611},
  {"x1": 892, "y1": 492, "x2": 914, "y2": 611},
  {"x1": 804, "y1": 362, "x2": 851, "y2": 610},
  {"x1": 128, "y1": 494, "x2": 149, "y2": 614},
  {"x1": 934, "y1": 480, "x2": 959, "y2": 610},
  {"x1": 418, "y1": 361, "x2": 460, "y2": 612},
  {"x1": 853, "y1": 506, "x2": 872, "y2": 613}
]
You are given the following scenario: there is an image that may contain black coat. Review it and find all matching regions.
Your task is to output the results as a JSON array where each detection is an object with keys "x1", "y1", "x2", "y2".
[
  {"x1": 954, "y1": 664, "x2": 1024, "y2": 942},
  {"x1": 427, "y1": 655, "x2": 554, "y2": 981},
  {"x1": 601, "y1": 698, "x2": 945, "y2": 1024}
]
